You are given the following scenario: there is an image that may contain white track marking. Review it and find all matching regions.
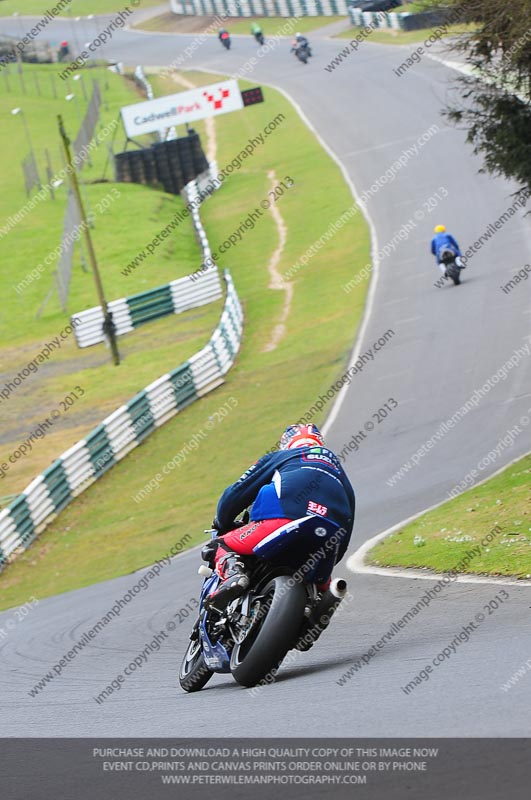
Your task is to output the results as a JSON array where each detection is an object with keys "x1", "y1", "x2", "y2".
[{"x1": 395, "y1": 315, "x2": 423, "y2": 324}]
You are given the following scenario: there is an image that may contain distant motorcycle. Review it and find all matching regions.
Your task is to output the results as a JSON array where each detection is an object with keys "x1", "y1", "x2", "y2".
[
  {"x1": 292, "y1": 38, "x2": 312, "y2": 64},
  {"x1": 57, "y1": 41, "x2": 71, "y2": 62},
  {"x1": 219, "y1": 31, "x2": 231, "y2": 50},
  {"x1": 439, "y1": 248, "x2": 463, "y2": 285},
  {"x1": 253, "y1": 30, "x2": 265, "y2": 46}
]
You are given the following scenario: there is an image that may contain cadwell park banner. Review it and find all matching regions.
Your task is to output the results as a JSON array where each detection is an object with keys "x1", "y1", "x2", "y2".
[{"x1": 120, "y1": 80, "x2": 244, "y2": 138}]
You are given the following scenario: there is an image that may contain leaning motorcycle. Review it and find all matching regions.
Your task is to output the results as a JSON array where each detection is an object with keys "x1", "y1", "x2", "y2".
[
  {"x1": 440, "y1": 247, "x2": 463, "y2": 285},
  {"x1": 294, "y1": 43, "x2": 311, "y2": 64},
  {"x1": 220, "y1": 32, "x2": 231, "y2": 50},
  {"x1": 179, "y1": 514, "x2": 348, "y2": 691}
]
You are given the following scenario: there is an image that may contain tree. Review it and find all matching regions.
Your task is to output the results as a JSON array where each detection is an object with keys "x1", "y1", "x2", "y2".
[{"x1": 432, "y1": 0, "x2": 531, "y2": 202}]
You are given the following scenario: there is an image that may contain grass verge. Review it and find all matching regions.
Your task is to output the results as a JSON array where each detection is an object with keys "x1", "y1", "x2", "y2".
[
  {"x1": 335, "y1": 23, "x2": 475, "y2": 45},
  {"x1": 0, "y1": 69, "x2": 371, "y2": 610},
  {"x1": 366, "y1": 454, "x2": 531, "y2": 579},
  {"x1": 0, "y1": 62, "x2": 221, "y2": 499},
  {"x1": 0, "y1": 0, "x2": 162, "y2": 16},
  {"x1": 136, "y1": 13, "x2": 344, "y2": 35}
]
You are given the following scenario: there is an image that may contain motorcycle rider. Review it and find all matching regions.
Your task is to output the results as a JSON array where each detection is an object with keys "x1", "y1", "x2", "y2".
[
  {"x1": 431, "y1": 224, "x2": 464, "y2": 276},
  {"x1": 218, "y1": 28, "x2": 230, "y2": 46},
  {"x1": 251, "y1": 22, "x2": 264, "y2": 43},
  {"x1": 291, "y1": 32, "x2": 312, "y2": 57},
  {"x1": 203, "y1": 423, "x2": 355, "y2": 610}
]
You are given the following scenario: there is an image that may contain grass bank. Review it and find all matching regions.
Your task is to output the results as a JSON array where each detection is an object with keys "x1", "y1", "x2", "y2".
[
  {"x1": 0, "y1": 62, "x2": 220, "y2": 502},
  {"x1": 366, "y1": 454, "x2": 531, "y2": 579},
  {"x1": 136, "y1": 13, "x2": 343, "y2": 35},
  {"x1": 0, "y1": 70, "x2": 371, "y2": 610},
  {"x1": 335, "y1": 23, "x2": 474, "y2": 45},
  {"x1": 0, "y1": 0, "x2": 162, "y2": 16}
]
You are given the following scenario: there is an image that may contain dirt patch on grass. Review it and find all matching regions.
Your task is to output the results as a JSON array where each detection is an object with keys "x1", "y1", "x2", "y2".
[{"x1": 262, "y1": 170, "x2": 291, "y2": 353}]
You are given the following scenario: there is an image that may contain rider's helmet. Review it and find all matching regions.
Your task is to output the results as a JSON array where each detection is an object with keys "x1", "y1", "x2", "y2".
[
  {"x1": 296, "y1": 32, "x2": 304, "y2": 40},
  {"x1": 434, "y1": 224, "x2": 446, "y2": 233},
  {"x1": 280, "y1": 423, "x2": 324, "y2": 450}
]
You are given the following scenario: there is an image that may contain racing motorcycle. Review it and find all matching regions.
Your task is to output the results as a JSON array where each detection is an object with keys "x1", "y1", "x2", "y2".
[
  {"x1": 220, "y1": 31, "x2": 231, "y2": 50},
  {"x1": 179, "y1": 514, "x2": 348, "y2": 692},
  {"x1": 253, "y1": 30, "x2": 265, "y2": 46},
  {"x1": 293, "y1": 42, "x2": 311, "y2": 64},
  {"x1": 439, "y1": 247, "x2": 463, "y2": 285}
]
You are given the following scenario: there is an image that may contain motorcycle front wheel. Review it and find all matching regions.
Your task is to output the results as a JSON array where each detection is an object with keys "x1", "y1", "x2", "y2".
[
  {"x1": 230, "y1": 576, "x2": 307, "y2": 688},
  {"x1": 179, "y1": 634, "x2": 213, "y2": 693}
]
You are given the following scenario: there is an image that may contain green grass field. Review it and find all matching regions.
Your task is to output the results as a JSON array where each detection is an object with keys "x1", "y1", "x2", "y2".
[
  {"x1": 136, "y1": 13, "x2": 344, "y2": 35},
  {"x1": 0, "y1": 0, "x2": 162, "y2": 16},
  {"x1": 0, "y1": 62, "x2": 221, "y2": 506},
  {"x1": 335, "y1": 23, "x2": 474, "y2": 45},
  {"x1": 367, "y1": 455, "x2": 531, "y2": 579},
  {"x1": 0, "y1": 67, "x2": 371, "y2": 610}
]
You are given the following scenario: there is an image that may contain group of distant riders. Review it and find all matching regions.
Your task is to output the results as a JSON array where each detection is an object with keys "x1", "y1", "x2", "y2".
[
  {"x1": 216, "y1": 25, "x2": 464, "y2": 278},
  {"x1": 218, "y1": 25, "x2": 313, "y2": 63}
]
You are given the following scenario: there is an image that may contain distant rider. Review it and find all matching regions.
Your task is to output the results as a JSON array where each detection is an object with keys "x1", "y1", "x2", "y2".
[
  {"x1": 291, "y1": 32, "x2": 312, "y2": 56},
  {"x1": 431, "y1": 224, "x2": 464, "y2": 276},
  {"x1": 251, "y1": 22, "x2": 264, "y2": 43},
  {"x1": 218, "y1": 28, "x2": 230, "y2": 44},
  {"x1": 202, "y1": 423, "x2": 355, "y2": 610}
]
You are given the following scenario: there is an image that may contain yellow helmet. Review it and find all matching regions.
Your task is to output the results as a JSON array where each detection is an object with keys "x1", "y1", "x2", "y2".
[{"x1": 434, "y1": 224, "x2": 446, "y2": 233}]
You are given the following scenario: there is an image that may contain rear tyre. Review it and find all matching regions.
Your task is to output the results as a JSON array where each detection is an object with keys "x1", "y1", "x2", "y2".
[
  {"x1": 230, "y1": 576, "x2": 307, "y2": 688},
  {"x1": 179, "y1": 635, "x2": 213, "y2": 693}
]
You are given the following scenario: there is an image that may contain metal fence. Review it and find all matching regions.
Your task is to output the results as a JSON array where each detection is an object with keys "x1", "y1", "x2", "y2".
[
  {"x1": 55, "y1": 193, "x2": 82, "y2": 311},
  {"x1": 73, "y1": 80, "x2": 101, "y2": 167},
  {"x1": 21, "y1": 152, "x2": 41, "y2": 196},
  {"x1": 53, "y1": 79, "x2": 102, "y2": 311}
]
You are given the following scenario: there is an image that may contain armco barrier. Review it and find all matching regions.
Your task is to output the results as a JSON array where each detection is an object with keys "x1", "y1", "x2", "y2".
[
  {"x1": 133, "y1": 65, "x2": 154, "y2": 100},
  {"x1": 349, "y1": 9, "x2": 402, "y2": 30},
  {"x1": 72, "y1": 165, "x2": 219, "y2": 348},
  {"x1": 72, "y1": 267, "x2": 223, "y2": 348},
  {"x1": 0, "y1": 270, "x2": 242, "y2": 572},
  {"x1": 349, "y1": 7, "x2": 454, "y2": 31},
  {"x1": 0, "y1": 175, "x2": 243, "y2": 572},
  {"x1": 170, "y1": 0, "x2": 351, "y2": 16}
]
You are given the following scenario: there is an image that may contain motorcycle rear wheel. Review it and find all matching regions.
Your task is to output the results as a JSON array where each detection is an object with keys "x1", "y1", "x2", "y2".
[
  {"x1": 230, "y1": 576, "x2": 307, "y2": 688},
  {"x1": 449, "y1": 267, "x2": 461, "y2": 285}
]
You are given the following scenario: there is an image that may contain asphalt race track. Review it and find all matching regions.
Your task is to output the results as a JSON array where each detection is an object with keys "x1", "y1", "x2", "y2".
[{"x1": 1, "y1": 17, "x2": 530, "y2": 738}]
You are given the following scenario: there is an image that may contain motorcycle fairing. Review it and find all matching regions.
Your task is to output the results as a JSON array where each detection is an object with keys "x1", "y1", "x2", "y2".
[{"x1": 252, "y1": 515, "x2": 341, "y2": 582}]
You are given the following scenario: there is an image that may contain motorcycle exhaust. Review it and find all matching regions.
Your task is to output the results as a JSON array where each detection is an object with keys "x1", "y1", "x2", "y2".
[
  {"x1": 314, "y1": 579, "x2": 348, "y2": 627},
  {"x1": 295, "y1": 579, "x2": 349, "y2": 651},
  {"x1": 330, "y1": 578, "x2": 347, "y2": 599}
]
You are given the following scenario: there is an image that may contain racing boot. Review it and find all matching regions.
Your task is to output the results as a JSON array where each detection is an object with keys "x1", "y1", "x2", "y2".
[{"x1": 204, "y1": 551, "x2": 249, "y2": 611}]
